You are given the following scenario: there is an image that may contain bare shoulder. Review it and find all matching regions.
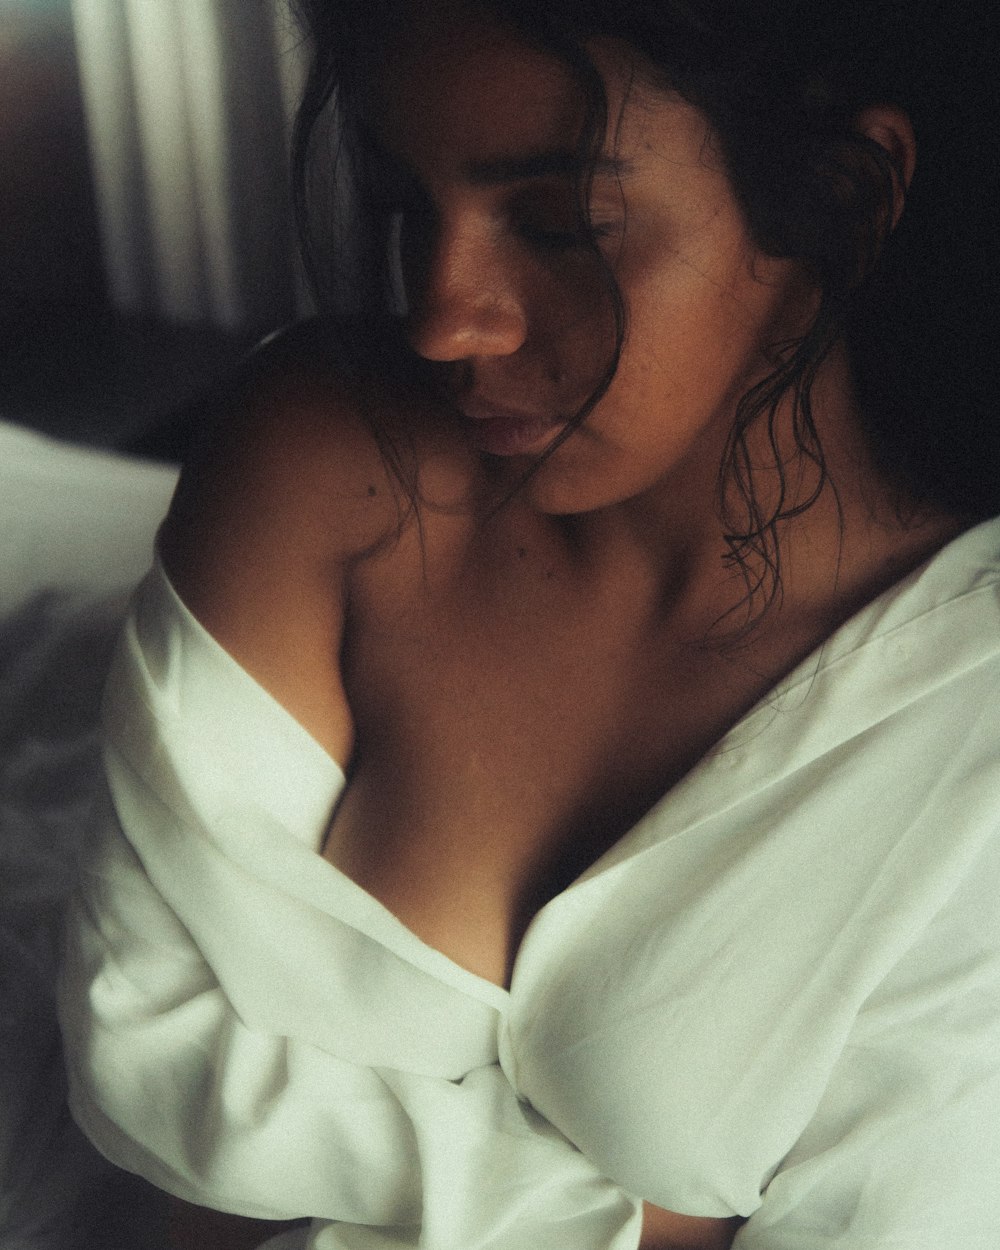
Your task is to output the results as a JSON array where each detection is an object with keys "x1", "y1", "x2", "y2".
[
  {"x1": 160, "y1": 320, "x2": 455, "y2": 579},
  {"x1": 157, "y1": 318, "x2": 476, "y2": 762}
]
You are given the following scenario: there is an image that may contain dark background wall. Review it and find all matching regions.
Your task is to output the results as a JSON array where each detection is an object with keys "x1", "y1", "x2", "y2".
[
  {"x1": 0, "y1": 0, "x2": 105, "y2": 308},
  {"x1": 0, "y1": 0, "x2": 250, "y2": 456}
]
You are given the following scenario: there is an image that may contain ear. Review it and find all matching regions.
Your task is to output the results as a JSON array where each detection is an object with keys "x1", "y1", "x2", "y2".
[{"x1": 854, "y1": 104, "x2": 916, "y2": 228}]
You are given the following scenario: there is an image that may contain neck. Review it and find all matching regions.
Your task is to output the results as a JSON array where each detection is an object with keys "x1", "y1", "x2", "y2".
[{"x1": 553, "y1": 347, "x2": 962, "y2": 641}]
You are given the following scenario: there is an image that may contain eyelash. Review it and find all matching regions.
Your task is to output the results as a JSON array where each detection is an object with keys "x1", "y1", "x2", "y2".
[
  {"x1": 516, "y1": 219, "x2": 619, "y2": 252},
  {"x1": 369, "y1": 141, "x2": 623, "y2": 262},
  {"x1": 384, "y1": 202, "x2": 618, "y2": 253},
  {"x1": 378, "y1": 194, "x2": 620, "y2": 310}
]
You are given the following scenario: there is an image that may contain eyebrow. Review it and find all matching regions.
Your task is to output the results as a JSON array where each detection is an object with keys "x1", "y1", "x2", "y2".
[
  {"x1": 463, "y1": 150, "x2": 633, "y2": 185},
  {"x1": 356, "y1": 119, "x2": 633, "y2": 188}
]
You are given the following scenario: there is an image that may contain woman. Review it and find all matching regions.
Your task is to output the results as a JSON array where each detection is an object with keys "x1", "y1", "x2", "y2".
[{"x1": 59, "y1": 1, "x2": 1000, "y2": 1247}]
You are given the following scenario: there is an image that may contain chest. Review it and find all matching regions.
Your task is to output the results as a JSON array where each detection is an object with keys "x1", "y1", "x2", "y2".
[{"x1": 324, "y1": 529, "x2": 788, "y2": 985}]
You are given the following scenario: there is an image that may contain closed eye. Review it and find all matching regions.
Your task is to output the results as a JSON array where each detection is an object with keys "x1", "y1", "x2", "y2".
[
  {"x1": 508, "y1": 184, "x2": 624, "y2": 254},
  {"x1": 515, "y1": 214, "x2": 623, "y2": 253}
]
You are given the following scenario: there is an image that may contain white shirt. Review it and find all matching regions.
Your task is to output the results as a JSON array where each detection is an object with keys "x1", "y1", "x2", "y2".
[{"x1": 58, "y1": 518, "x2": 1000, "y2": 1249}]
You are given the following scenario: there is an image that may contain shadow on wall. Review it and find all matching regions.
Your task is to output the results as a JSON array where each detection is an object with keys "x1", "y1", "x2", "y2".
[
  {"x1": 0, "y1": 0, "x2": 105, "y2": 308},
  {"x1": 0, "y1": 0, "x2": 309, "y2": 453}
]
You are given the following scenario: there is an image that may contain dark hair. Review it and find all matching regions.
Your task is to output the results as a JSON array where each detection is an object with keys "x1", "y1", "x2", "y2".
[{"x1": 289, "y1": 0, "x2": 1000, "y2": 608}]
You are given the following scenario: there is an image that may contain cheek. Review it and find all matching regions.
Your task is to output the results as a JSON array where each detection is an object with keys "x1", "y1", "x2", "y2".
[
  {"x1": 618, "y1": 247, "x2": 805, "y2": 407},
  {"x1": 534, "y1": 257, "x2": 623, "y2": 399}
]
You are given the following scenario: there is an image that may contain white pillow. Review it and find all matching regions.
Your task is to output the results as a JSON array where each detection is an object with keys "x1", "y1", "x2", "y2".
[{"x1": 0, "y1": 420, "x2": 177, "y2": 615}]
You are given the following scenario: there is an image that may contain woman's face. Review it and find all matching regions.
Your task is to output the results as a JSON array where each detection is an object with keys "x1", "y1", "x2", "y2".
[{"x1": 368, "y1": 6, "x2": 814, "y2": 516}]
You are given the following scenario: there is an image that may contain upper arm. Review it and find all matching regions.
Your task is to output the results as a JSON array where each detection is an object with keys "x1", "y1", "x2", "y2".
[{"x1": 157, "y1": 322, "x2": 406, "y2": 765}]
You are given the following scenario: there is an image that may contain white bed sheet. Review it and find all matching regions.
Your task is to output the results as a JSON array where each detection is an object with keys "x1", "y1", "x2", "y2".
[{"x1": 0, "y1": 420, "x2": 177, "y2": 1247}]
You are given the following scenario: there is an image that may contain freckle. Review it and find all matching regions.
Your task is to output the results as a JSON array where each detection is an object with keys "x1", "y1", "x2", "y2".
[
  {"x1": 545, "y1": 568, "x2": 555, "y2": 580},
  {"x1": 367, "y1": 484, "x2": 378, "y2": 497},
  {"x1": 517, "y1": 546, "x2": 527, "y2": 559}
]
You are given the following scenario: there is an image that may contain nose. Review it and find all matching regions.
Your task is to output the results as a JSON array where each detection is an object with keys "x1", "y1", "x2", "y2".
[{"x1": 405, "y1": 221, "x2": 528, "y2": 363}]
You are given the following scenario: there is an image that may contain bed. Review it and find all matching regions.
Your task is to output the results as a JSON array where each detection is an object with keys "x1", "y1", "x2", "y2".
[{"x1": 0, "y1": 419, "x2": 177, "y2": 1247}]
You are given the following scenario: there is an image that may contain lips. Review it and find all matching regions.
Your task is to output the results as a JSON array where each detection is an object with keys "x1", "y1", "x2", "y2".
[{"x1": 459, "y1": 398, "x2": 566, "y2": 457}]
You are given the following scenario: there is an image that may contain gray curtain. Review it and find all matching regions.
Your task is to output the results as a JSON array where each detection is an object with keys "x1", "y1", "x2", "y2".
[{"x1": 70, "y1": 0, "x2": 310, "y2": 330}]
